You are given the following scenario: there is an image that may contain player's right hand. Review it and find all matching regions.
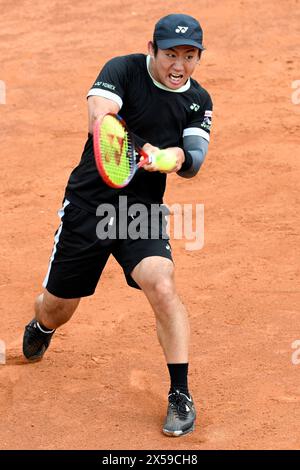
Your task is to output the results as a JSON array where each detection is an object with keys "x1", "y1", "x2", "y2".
[{"x1": 141, "y1": 143, "x2": 161, "y2": 172}]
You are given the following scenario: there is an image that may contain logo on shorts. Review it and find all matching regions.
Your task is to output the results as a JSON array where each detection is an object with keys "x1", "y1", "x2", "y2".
[
  {"x1": 175, "y1": 26, "x2": 189, "y2": 33},
  {"x1": 166, "y1": 244, "x2": 171, "y2": 251}
]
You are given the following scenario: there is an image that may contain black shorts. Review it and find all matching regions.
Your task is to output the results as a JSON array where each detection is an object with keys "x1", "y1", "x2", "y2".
[{"x1": 43, "y1": 199, "x2": 173, "y2": 299}]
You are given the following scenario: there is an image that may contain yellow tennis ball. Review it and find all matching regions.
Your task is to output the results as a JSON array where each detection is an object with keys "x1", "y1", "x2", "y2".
[{"x1": 154, "y1": 151, "x2": 177, "y2": 171}]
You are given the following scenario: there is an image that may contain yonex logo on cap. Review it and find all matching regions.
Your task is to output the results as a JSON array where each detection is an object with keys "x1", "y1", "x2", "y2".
[{"x1": 175, "y1": 26, "x2": 189, "y2": 33}]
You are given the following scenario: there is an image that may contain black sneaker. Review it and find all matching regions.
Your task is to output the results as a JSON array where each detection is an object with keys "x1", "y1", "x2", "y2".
[
  {"x1": 163, "y1": 389, "x2": 196, "y2": 437},
  {"x1": 23, "y1": 319, "x2": 55, "y2": 361}
]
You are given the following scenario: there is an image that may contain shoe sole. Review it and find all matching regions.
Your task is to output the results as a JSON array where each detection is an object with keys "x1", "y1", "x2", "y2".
[
  {"x1": 23, "y1": 345, "x2": 47, "y2": 362},
  {"x1": 24, "y1": 355, "x2": 44, "y2": 363},
  {"x1": 162, "y1": 424, "x2": 195, "y2": 437}
]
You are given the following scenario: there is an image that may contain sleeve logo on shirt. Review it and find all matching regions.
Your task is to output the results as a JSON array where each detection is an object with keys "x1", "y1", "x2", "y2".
[
  {"x1": 94, "y1": 81, "x2": 116, "y2": 91},
  {"x1": 190, "y1": 103, "x2": 200, "y2": 111},
  {"x1": 201, "y1": 116, "x2": 212, "y2": 131},
  {"x1": 200, "y1": 109, "x2": 213, "y2": 131}
]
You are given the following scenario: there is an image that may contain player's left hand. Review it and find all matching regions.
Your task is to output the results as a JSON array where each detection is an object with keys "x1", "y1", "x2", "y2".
[
  {"x1": 157, "y1": 147, "x2": 185, "y2": 173},
  {"x1": 141, "y1": 145, "x2": 185, "y2": 173}
]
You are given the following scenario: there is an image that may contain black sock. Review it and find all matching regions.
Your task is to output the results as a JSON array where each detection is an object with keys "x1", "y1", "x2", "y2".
[{"x1": 167, "y1": 363, "x2": 189, "y2": 396}]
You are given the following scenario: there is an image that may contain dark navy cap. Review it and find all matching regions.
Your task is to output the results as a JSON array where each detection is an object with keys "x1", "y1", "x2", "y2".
[{"x1": 153, "y1": 14, "x2": 205, "y2": 50}]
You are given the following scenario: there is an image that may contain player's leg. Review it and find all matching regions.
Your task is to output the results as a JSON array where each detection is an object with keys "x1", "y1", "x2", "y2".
[
  {"x1": 132, "y1": 257, "x2": 189, "y2": 363},
  {"x1": 130, "y1": 256, "x2": 196, "y2": 437},
  {"x1": 114, "y1": 231, "x2": 196, "y2": 437},
  {"x1": 34, "y1": 290, "x2": 80, "y2": 330},
  {"x1": 23, "y1": 290, "x2": 80, "y2": 362},
  {"x1": 23, "y1": 200, "x2": 112, "y2": 361}
]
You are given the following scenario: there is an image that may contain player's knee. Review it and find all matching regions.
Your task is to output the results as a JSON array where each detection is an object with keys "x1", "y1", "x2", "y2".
[{"x1": 150, "y1": 276, "x2": 176, "y2": 305}]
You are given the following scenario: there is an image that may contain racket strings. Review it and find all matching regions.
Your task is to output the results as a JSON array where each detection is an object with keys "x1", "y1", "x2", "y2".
[{"x1": 100, "y1": 115, "x2": 135, "y2": 186}]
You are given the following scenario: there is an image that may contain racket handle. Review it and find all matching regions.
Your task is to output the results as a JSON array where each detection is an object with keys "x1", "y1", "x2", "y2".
[{"x1": 137, "y1": 151, "x2": 155, "y2": 168}]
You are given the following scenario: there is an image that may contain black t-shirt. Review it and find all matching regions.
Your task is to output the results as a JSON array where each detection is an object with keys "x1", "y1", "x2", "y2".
[{"x1": 65, "y1": 54, "x2": 213, "y2": 211}]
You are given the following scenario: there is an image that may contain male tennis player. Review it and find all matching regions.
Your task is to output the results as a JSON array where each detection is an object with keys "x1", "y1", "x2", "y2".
[{"x1": 23, "y1": 13, "x2": 212, "y2": 437}]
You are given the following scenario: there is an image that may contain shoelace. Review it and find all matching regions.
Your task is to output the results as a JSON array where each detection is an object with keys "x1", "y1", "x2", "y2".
[
  {"x1": 26, "y1": 322, "x2": 38, "y2": 333},
  {"x1": 169, "y1": 391, "x2": 191, "y2": 418},
  {"x1": 25, "y1": 322, "x2": 44, "y2": 341}
]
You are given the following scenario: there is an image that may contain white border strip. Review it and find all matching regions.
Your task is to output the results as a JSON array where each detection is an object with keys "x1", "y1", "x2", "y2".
[
  {"x1": 0, "y1": 80, "x2": 6, "y2": 105},
  {"x1": 87, "y1": 89, "x2": 123, "y2": 109},
  {"x1": 183, "y1": 127, "x2": 210, "y2": 142},
  {"x1": 43, "y1": 199, "x2": 70, "y2": 289}
]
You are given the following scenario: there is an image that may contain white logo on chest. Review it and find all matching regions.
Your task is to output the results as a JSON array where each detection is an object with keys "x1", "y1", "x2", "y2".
[{"x1": 190, "y1": 103, "x2": 200, "y2": 111}]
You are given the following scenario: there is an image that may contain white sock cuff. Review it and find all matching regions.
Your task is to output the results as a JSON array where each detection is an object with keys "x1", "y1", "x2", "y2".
[{"x1": 37, "y1": 321, "x2": 55, "y2": 334}]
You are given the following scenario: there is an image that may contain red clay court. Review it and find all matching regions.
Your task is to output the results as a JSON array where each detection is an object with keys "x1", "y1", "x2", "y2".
[{"x1": 0, "y1": 0, "x2": 300, "y2": 450}]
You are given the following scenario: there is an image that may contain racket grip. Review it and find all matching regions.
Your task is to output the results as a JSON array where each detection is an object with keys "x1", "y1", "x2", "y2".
[
  {"x1": 137, "y1": 153, "x2": 155, "y2": 168},
  {"x1": 147, "y1": 154, "x2": 155, "y2": 165}
]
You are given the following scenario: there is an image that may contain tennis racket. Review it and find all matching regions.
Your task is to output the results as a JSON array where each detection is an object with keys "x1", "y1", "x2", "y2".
[{"x1": 93, "y1": 113, "x2": 153, "y2": 188}]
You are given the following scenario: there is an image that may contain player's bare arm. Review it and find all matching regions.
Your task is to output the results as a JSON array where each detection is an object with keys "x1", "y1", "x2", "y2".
[{"x1": 88, "y1": 95, "x2": 120, "y2": 134}]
